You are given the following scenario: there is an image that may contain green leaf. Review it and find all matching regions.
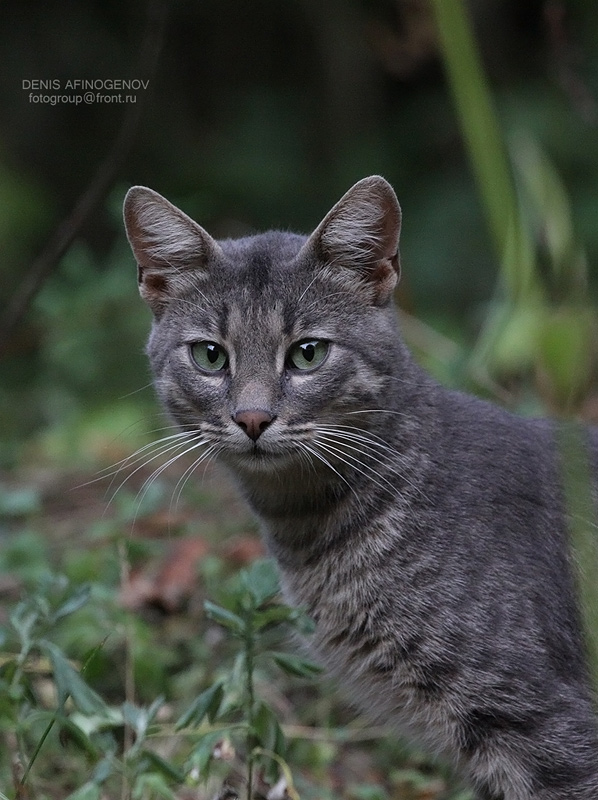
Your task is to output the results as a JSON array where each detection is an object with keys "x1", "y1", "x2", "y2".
[
  {"x1": 225, "y1": 652, "x2": 248, "y2": 701},
  {"x1": 539, "y1": 309, "x2": 594, "y2": 406},
  {"x1": 91, "y1": 757, "x2": 114, "y2": 785},
  {"x1": 132, "y1": 773, "x2": 176, "y2": 800},
  {"x1": 271, "y1": 652, "x2": 323, "y2": 679},
  {"x1": 186, "y1": 730, "x2": 226, "y2": 777},
  {"x1": 70, "y1": 706, "x2": 123, "y2": 737},
  {"x1": 241, "y1": 558, "x2": 280, "y2": 607},
  {"x1": 175, "y1": 682, "x2": 224, "y2": 730},
  {"x1": 10, "y1": 602, "x2": 38, "y2": 649},
  {"x1": 122, "y1": 701, "x2": 148, "y2": 737},
  {"x1": 0, "y1": 484, "x2": 41, "y2": 517},
  {"x1": 41, "y1": 640, "x2": 108, "y2": 714},
  {"x1": 253, "y1": 701, "x2": 286, "y2": 757},
  {"x1": 430, "y1": 0, "x2": 538, "y2": 302},
  {"x1": 52, "y1": 711, "x2": 101, "y2": 758},
  {"x1": 64, "y1": 783, "x2": 102, "y2": 800},
  {"x1": 348, "y1": 784, "x2": 388, "y2": 800},
  {"x1": 392, "y1": 768, "x2": 438, "y2": 790},
  {"x1": 141, "y1": 749, "x2": 185, "y2": 783},
  {"x1": 52, "y1": 584, "x2": 92, "y2": 622},
  {"x1": 253, "y1": 604, "x2": 297, "y2": 631},
  {"x1": 204, "y1": 601, "x2": 245, "y2": 634},
  {"x1": 293, "y1": 609, "x2": 317, "y2": 635}
]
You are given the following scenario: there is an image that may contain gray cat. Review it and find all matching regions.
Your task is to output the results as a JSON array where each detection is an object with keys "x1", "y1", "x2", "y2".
[{"x1": 123, "y1": 176, "x2": 598, "y2": 799}]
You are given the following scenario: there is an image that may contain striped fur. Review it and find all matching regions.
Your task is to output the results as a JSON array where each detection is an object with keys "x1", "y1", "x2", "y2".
[{"x1": 124, "y1": 177, "x2": 598, "y2": 798}]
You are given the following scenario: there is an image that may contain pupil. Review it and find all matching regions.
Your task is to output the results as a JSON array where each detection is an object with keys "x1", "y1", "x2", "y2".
[
  {"x1": 207, "y1": 345, "x2": 219, "y2": 363},
  {"x1": 303, "y1": 343, "x2": 315, "y2": 362}
]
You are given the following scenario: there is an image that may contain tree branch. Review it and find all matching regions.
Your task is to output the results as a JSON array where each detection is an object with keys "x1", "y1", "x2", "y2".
[{"x1": 0, "y1": 0, "x2": 168, "y2": 357}]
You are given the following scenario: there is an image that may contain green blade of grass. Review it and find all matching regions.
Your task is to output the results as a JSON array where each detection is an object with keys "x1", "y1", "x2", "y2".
[{"x1": 430, "y1": 0, "x2": 537, "y2": 303}]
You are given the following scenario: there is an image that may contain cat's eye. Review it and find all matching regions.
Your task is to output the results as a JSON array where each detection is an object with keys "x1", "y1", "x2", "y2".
[
  {"x1": 286, "y1": 339, "x2": 329, "y2": 371},
  {"x1": 190, "y1": 341, "x2": 228, "y2": 372}
]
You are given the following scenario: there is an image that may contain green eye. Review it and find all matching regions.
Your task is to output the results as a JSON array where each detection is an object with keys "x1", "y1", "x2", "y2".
[
  {"x1": 190, "y1": 341, "x2": 228, "y2": 372},
  {"x1": 287, "y1": 339, "x2": 329, "y2": 371}
]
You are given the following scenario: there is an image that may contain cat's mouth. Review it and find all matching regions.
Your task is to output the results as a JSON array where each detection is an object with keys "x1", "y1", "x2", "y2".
[
  {"x1": 248, "y1": 443, "x2": 286, "y2": 462},
  {"x1": 227, "y1": 441, "x2": 296, "y2": 472}
]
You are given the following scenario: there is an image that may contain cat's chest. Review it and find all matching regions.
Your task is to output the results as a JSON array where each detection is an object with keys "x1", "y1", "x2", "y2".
[{"x1": 277, "y1": 552, "x2": 460, "y2": 757}]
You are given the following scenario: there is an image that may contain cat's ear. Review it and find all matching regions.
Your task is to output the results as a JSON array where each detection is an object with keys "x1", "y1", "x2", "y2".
[
  {"x1": 306, "y1": 176, "x2": 401, "y2": 305},
  {"x1": 123, "y1": 186, "x2": 221, "y2": 316}
]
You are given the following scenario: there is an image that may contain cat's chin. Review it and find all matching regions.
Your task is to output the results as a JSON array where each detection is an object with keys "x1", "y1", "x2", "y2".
[{"x1": 224, "y1": 447, "x2": 298, "y2": 474}]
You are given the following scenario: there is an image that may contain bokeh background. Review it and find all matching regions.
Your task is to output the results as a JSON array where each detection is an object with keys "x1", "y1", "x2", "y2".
[{"x1": 2, "y1": 0, "x2": 598, "y2": 462}]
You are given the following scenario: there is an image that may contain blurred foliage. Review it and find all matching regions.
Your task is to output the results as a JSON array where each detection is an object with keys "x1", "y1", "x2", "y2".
[
  {"x1": 1, "y1": 0, "x2": 598, "y2": 460},
  {"x1": 430, "y1": 0, "x2": 598, "y2": 700}
]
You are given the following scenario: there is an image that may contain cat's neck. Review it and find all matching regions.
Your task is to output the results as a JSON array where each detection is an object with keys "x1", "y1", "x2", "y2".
[
  {"x1": 231, "y1": 458, "x2": 356, "y2": 519},
  {"x1": 227, "y1": 359, "x2": 438, "y2": 565}
]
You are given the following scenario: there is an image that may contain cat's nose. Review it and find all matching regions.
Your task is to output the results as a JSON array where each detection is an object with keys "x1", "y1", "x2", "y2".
[{"x1": 233, "y1": 409, "x2": 274, "y2": 441}]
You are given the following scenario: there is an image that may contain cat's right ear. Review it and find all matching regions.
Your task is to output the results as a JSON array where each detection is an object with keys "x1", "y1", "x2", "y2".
[
  {"x1": 123, "y1": 186, "x2": 221, "y2": 316},
  {"x1": 304, "y1": 176, "x2": 401, "y2": 306}
]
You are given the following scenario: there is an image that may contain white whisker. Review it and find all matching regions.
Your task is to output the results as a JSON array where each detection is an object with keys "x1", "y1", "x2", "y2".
[
  {"x1": 103, "y1": 433, "x2": 203, "y2": 505},
  {"x1": 128, "y1": 436, "x2": 213, "y2": 528},
  {"x1": 316, "y1": 425, "x2": 427, "y2": 500},
  {"x1": 296, "y1": 274, "x2": 320, "y2": 305},
  {"x1": 311, "y1": 437, "x2": 398, "y2": 499},
  {"x1": 170, "y1": 443, "x2": 221, "y2": 512},
  {"x1": 297, "y1": 441, "x2": 365, "y2": 513},
  {"x1": 73, "y1": 422, "x2": 187, "y2": 489},
  {"x1": 317, "y1": 426, "x2": 404, "y2": 470}
]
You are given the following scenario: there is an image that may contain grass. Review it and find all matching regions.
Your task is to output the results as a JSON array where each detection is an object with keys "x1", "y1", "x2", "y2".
[{"x1": 0, "y1": 431, "x2": 474, "y2": 800}]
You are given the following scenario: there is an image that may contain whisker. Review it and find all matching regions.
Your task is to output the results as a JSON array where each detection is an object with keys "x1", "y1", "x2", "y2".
[
  {"x1": 170, "y1": 443, "x2": 220, "y2": 512},
  {"x1": 298, "y1": 441, "x2": 365, "y2": 513},
  {"x1": 105, "y1": 434, "x2": 207, "y2": 512},
  {"x1": 316, "y1": 426, "x2": 407, "y2": 472},
  {"x1": 117, "y1": 382, "x2": 156, "y2": 400},
  {"x1": 296, "y1": 274, "x2": 320, "y2": 305},
  {"x1": 128, "y1": 436, "x2": 213, "y2": 527},
  {"x1": 316, "y1": 426, "x2": 427, "y2": 499},
  {"x1": 312, "y1": 437, "x2": 398, "y2": 499},
  {"x1": 102, "y1": 433, "x2": 198, "y2": 493},
  {"x1": 75, "y1": 425, "x2": 191, "y2": 486},
  {"x1": 135, "y1": 436, "x2": 210, "y2": 501},
  {"x1": 316, "y1": 429, "x2": 397, "y2": 466},
  {"x1": 104, "y1": 431, "x2": 194, "y2": 477}
]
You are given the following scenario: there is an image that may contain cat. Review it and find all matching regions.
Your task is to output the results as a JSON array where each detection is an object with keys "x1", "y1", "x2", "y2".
[{"x1": 123, "y1": 176, "x2": 598, "y2": 799}]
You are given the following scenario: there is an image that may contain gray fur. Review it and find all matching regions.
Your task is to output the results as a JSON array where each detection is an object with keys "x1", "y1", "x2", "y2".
[{"x1": 123, "y1": 176, "x2": 598, "y2": 799}]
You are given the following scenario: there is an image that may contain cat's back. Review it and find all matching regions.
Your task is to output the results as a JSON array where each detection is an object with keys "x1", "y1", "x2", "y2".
[
  {"x1": 427, "y1": 386, "x2": 598, "y2": 538},
  {"x1": 405, "y1": 385, "x2": 593, "y2": 674}
]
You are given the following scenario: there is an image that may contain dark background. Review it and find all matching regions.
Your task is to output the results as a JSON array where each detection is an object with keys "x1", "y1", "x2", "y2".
[{"x1": 1, "y1": 0, "x2": 598, "y2": 459}]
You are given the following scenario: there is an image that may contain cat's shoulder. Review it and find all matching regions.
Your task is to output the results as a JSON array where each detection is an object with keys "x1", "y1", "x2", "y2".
[{"x1": 433, "y1": 382, "x2": 598, "y2": 463}]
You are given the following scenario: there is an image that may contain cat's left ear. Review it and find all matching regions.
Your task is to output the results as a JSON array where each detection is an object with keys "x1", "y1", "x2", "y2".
[
  {"x1": 123, "y1": 186, "x2": 222, "y2": 317},
  {"x1": 305, "y1": 176, "x2": 401, "y2": 305}
]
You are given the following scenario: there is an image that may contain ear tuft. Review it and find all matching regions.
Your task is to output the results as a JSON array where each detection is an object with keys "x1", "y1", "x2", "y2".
[
  {"x1": 309, "y1": 176, "x2": 401, "y2": 305},
  {"x1": 123, "y1": 186, "x2": 220, "y2": 315}
]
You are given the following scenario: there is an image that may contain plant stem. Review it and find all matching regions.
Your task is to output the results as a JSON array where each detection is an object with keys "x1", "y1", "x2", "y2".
[
  {"x1": 244, "y1": 614, "x2": 256, "y2": 800},
  {"x1": 118, "y1": 539, "x2": 135, "y2": 800}
]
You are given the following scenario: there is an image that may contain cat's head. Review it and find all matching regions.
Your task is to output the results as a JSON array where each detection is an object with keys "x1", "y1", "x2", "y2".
[{"x1": 123, "y1": 177, "x2": 404, "y2": 476}]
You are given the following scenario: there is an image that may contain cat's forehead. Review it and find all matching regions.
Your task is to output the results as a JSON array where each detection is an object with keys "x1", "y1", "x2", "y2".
[
  {"x1": 187, "y1": 231, "x2": 333, "y2": 341},
  {"x1": 182, "y1": 229, "x2": 355, "y2": 339},
  {"x1": 211, "y1": 230, "x2": 320, "y2": 311},
  {"x1": 218, "y1": 231, "x2": 307, "y2": 287}
]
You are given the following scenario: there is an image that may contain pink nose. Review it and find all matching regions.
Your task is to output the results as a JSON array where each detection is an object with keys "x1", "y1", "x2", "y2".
[{"x1": 233, "y1": 409, "x2": 274, "y2": 441}]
